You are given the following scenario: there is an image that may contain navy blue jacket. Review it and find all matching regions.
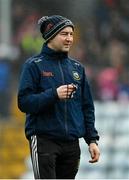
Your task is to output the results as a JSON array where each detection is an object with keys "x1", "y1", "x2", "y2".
[{"x1": 18, "y1": 44, "x2": 99, "y2": 144}]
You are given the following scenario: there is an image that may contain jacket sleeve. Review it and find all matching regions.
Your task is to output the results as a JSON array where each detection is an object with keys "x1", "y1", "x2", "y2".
[
  {"x1": 17, "y1": 61, "x2": 58, "y2": 114},
  {"x1": 81, "y1": 67, "x2": 99, "y2": 144}
]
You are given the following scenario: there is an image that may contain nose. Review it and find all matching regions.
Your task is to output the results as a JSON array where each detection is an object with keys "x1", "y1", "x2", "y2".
[{"x1": 66, "y1": 34, "x2": 72, "y2": 41}]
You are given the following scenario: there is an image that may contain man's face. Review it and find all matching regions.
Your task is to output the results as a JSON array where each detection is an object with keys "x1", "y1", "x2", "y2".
[{"x1": 47, "y1": 26, "x2": 74, "y2": 52}]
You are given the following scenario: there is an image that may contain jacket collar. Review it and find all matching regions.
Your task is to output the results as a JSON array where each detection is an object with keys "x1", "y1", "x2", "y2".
[{"x1": 40, "y1": 43, "x2": 68, "y2": 59}]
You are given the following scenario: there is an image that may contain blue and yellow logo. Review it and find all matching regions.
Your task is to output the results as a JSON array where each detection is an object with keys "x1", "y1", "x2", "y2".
[{"x1": 72, "y1": 71, "x2": 80, "y2": 80}]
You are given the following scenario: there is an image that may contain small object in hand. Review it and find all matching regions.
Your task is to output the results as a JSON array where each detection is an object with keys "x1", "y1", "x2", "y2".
[
  {"x1": 70, "y1": 83, "x2": 77, "y2": 98},
  {"x1": 71, "y1": 83, "x2": 77, "y2": 91}
]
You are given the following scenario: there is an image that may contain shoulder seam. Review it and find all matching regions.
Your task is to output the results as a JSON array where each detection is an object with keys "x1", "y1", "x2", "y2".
[
  {"x1": 68, "y1": 57, "x2": 83, "y2": 67},
  {"x1": 26, "y1": 55, "x2": 45, "y2": 64}
]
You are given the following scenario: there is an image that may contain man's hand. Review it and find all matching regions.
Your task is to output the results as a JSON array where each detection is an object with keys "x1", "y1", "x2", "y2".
[
  {"x1": 88, "y1": 143, "x2": 100, "y2": 163},
  {"x1": 57, "y1": 84, "x2": 76, "y2": 99}
]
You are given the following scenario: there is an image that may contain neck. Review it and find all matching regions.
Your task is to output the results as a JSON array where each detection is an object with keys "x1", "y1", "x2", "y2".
[
  {"x1": 40, "y1": 43, "x2": 68, "y2": 59},
  {"x1": 47, "y1": 44, "x2": 57, "y2": 52},
  {"x1": 47, "y1": 43, "x2": 69, "y2": 53}
]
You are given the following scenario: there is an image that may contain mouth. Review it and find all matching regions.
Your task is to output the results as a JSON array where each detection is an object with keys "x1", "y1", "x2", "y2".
[{"x1": 64, "y1": 44, "x2": 71, "y2": 47}]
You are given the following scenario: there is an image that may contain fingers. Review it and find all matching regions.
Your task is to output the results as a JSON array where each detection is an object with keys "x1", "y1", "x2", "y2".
[
  {"x1": 57, "y1": 84, "x2": 77, "y2": 99},
  {"x1": 89, "y1": 144, "x2": 100, "y2": 163},
  {"x1": 60, "y1": 85, "x2": 74, "y2": 98},
  {"x1": 66, "y1": 84, "x2": 76, "y2": 98},
  {"x1": 89, "y1": 151, "x2": 99, "y2": 163}
]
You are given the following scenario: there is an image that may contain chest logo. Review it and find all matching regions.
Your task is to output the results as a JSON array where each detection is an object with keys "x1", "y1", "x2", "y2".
[
  {"x1": 41, "y1": 71, "x2": 54, "y2": 77},
  {"x1": 72, "y1": 71, "x2": 80, "y2": 80}
]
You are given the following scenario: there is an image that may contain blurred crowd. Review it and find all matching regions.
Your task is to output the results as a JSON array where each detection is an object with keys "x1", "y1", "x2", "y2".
[{"x1": 0, "y1": 0, "x2": 129, "y2": 119}]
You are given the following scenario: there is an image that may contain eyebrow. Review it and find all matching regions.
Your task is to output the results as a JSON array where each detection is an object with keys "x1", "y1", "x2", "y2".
[{"x1": 60, "y1": 31, "x2": 73, "y2": 34}]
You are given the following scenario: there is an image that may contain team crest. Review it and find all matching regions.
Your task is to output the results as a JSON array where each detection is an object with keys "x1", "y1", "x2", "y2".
[{"x1": 72, "y1": 71, "x2": 80, "y2": 80}]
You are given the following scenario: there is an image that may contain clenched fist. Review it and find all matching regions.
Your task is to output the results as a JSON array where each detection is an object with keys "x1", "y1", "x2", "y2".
[{"x1": 57, "y1": 84, "x2": 77, "y2": 100}]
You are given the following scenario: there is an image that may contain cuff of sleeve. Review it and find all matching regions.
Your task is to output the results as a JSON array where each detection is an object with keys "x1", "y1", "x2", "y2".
[
  {"x1": 52, "y1": 87, "x2": 59, "y2": 99},
  {"x1": 84, "y1": 136, "x2": 99, "y2": 145},
  {"x1": 89, "y1": 140, "x2": 98, "y2": 146}
]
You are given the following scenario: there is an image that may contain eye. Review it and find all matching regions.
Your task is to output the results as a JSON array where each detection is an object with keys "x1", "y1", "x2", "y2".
[
  {"x1": 60, "y1": 32, "x2": 67, "y2": 36},
  {"x1": 70, "y1": 32, "x2": 73, "y2": 36}
]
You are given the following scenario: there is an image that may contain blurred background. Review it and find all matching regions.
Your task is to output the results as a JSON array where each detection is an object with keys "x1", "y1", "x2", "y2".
[{"x1": 0, "y1": 0, "x2": 129, "y2": 179}]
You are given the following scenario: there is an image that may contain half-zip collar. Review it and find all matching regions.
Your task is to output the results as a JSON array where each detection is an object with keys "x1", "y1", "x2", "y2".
[{"x1": 40, "y1": 43, "x2": 68, "y2": 60}]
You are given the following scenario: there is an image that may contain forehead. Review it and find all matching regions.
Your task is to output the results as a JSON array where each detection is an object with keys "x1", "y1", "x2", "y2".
[{"x1": 60, "y1": 26, "x2": 73, "y2": 33}]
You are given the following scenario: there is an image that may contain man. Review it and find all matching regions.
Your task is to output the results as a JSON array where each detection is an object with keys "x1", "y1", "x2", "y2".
[{"x1": 18, "y1": 15, "x2": 100, "y2": 179}]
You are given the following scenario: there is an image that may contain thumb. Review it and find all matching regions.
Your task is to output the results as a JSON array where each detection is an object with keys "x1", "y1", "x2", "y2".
[
  {"x1": 90, "y1": 149, "x2": 95, "y2": 158},
  {"x1": 89, "y1": 148, "x2": 95, "y2": 163}
]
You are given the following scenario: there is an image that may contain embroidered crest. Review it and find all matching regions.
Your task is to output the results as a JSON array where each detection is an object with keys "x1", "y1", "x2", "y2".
[{"x1": 72, "y1": 71, "x2": 80, "y2": 80}]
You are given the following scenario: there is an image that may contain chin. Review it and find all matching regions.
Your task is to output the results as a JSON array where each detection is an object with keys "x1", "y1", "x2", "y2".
[
  {"x1": 63, "y1": 50, "x2": 69, "y2": 52},
  {"x1": 62, "y1": 47, "x2": 70, "y2": 52}
]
